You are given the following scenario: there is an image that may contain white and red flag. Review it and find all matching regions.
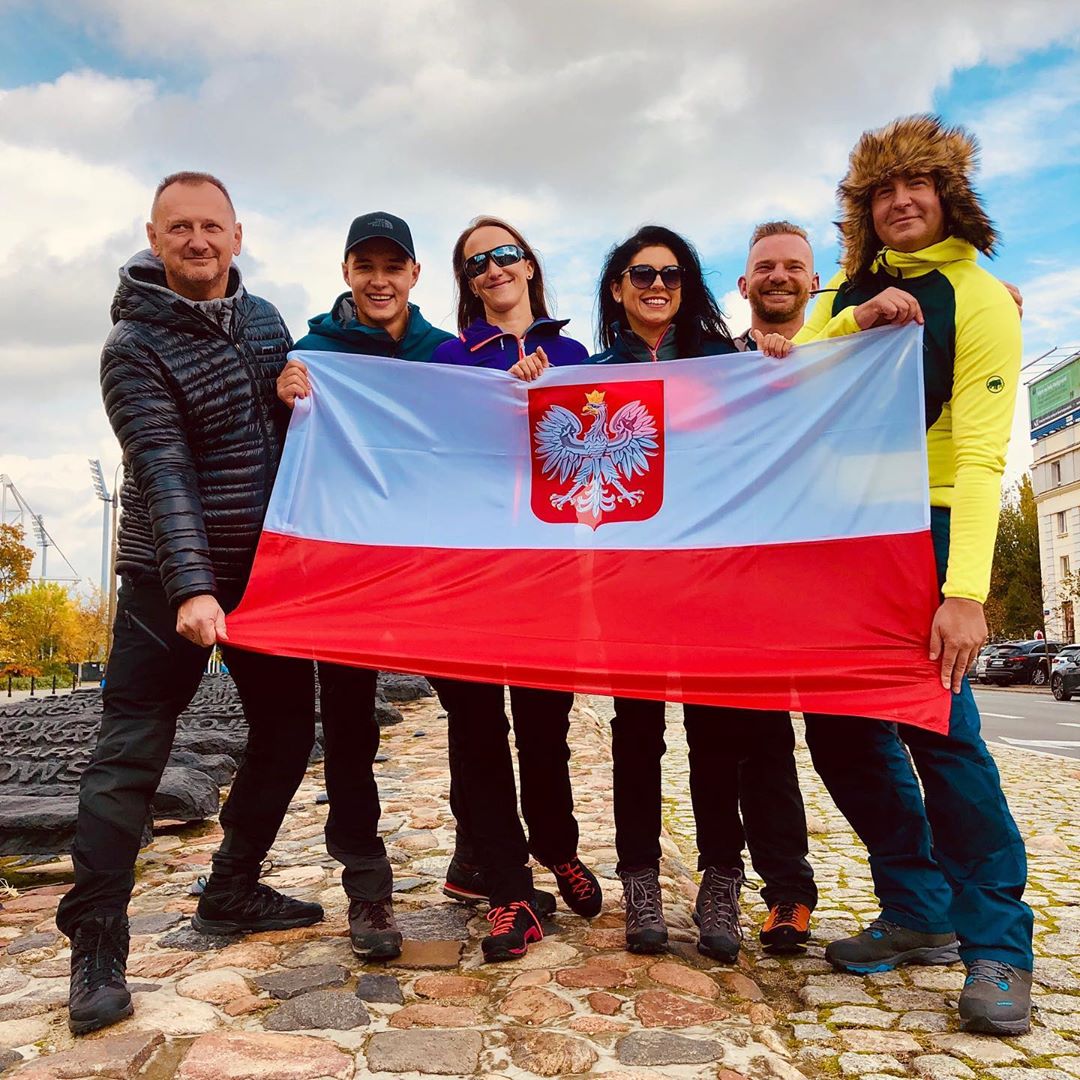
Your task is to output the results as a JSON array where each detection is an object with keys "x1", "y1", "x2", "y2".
[{"x1": 228, "y1": 323, "x2": 949, "y2": 731}]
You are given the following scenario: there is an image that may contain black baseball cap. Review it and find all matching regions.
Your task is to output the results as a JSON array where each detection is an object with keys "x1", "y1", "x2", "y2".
[{"x1": 343, "y1": 211, "x2": 416, "y2": 261}]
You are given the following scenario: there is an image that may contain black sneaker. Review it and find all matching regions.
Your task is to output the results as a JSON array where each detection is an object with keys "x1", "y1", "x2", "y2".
[
  {"x1": 695, "y1": 866, "x2": 743, "y2": 963},
  {"x1": 442, "y1": 853, "x2": 556, "y2": 917},
  {"x1": 959, "y1": 960, "x2": 1032, "y2": 1035},
  {"x1": 619, "y1": 867, "x2": 668, "y2": 954},
  {"x1": 68, "y1": 914, "x2": 133, "y2": 1035},
  {"x1": 481, "y1": 900, "x2": 543, "y2": 962},
  {"x1": 549, "y1": 857, "x2": 603, "y2": 919},
  {"x1": 191, "y1": 871, "x2": 324, "y2": 935},
  {"x1": 826, "y1": 917, "x2": 960, "y2": 973},
  {"x1": 349, "y1": 897, "x2": 402, "y2": 961}
]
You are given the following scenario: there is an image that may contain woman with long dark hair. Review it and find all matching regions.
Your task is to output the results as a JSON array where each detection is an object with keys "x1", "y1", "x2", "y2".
[
  {"x1": 591, "y1": 225, "x2": 817, "y2": 963},
  {"x1": 429, "y1": 216, "x2": 602, "y2": 963}
]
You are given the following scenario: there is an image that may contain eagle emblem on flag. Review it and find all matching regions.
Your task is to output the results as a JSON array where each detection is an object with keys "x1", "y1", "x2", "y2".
[{"x1": 528, "y1": 381, "x2": 665, "y2": 529}]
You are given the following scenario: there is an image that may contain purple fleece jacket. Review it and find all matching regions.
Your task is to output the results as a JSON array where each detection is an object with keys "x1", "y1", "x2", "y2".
[{"x1": 430, "y1": 316, "x2": 589, "y2": 371}]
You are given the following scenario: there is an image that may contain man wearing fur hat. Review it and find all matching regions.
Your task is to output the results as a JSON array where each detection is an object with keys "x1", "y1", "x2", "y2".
[{"x1": 792, "y1": 114, "x2": 1032, "y2": 1035}]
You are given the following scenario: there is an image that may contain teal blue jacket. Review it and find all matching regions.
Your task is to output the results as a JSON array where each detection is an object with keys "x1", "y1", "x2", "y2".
[{"x1": 293, "y1": 295, "x2": 452, "y2": 362}]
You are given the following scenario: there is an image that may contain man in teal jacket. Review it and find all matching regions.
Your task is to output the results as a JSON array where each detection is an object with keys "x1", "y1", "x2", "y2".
[{"x1": 277, "y1": 212, "x2": 451, "y2": 963}]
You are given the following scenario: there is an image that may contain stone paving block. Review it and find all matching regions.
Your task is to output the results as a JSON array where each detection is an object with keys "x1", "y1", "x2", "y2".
[
  {"x1": 264, "y1": 989, "x2": 370, "y2": 1031},
  {"x1": 829, "y1": 1005, "x2": 899, "y2": 1027},
  {"x1": 355, "y1": 972, "x2": 403, "y2": 1004},
  {"x1": 633, "y1": 989, "x2": 728, "y2": 1028},
  {"x1": 616, "y1": 1031, "x2": 724, "y2": 1066},
  {"x1": 838, "y1": 1052, "x2": 906, "y2": 1076},
  {"x1": 499, "y1": 986, "x2": 574, "y2": 1024},
  {"x1": 929, "y1": 1033, "x2": 1025, "y2": 1064},
  {"x1": 646, "y1": 961, "x2": 719, "y2": 999},
  {"x1": 253, "y1": 963, "x2": 349, "y2": 999},
  {"x1": 175, "y1": 969, "x2": 250, "y2": 1005},
  {"x1": 127, "y1": 911, "x2": 186, "y2": 934},
  {"x1": 412, "y1": 974, "x2": 488, "y2": 1002},
  {"x1": 1015, "y1": 1029, "x2": 1080, "y2": 1055},
  {"x1": 388, "y1": 1002, "x2": 480, "y2": 1028},
  {"x1": 509, "y1": 1031, "x2": 598, "y2": 1076},
  {"x1": 839, "y1": 1029, "x2": 923, "y2": 1054},
  {"x1": 365, "y1": 1029, "x2": 482, "y2": 1075},
  {"x1": 898, "y1": 1010, "x2": 950, "y2": 1032},
  {"x1": 175, "y1": 1030, "x2": 354, "y2": 1079},
  {"x1": 913, "y1": 1055, "x2": 977, "y2": 1080},
  {"x1": 10, "y1": 1031, "x2": 163, "y2": 1079},
  {"x1": 392, "y1": 939, "x2": 462, "y2": 969},
  {"x1": 984, "y1": 1070, "x2": 1076, "y2": 1080}
]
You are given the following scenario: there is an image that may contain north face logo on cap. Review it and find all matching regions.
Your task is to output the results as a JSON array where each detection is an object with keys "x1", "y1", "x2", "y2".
[{"x1": 367, "y1": 217, "x2": 394, "y2": 229}]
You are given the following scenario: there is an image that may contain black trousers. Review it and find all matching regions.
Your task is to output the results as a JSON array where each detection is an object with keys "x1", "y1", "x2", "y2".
[
  {"x1": 436, "y1": 679, "x2": 578, "y2": 905},
  {"x1": 611, "y1": 698, "x2": 817, "y2": 909},
  {"x1": 318, "y1": 662, "x2": 392, "y2": 900},
  {"x1": 56, "y1": 577, "x2": 317, "y2": 936}
]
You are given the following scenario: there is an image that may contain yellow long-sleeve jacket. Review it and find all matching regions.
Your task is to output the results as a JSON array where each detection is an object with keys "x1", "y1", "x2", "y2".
[{"x1": 794, "y1": 237, "x2": 1021, "y2": 603}]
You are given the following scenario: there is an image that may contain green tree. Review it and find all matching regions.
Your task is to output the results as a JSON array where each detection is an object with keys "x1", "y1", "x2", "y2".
[
  {"x1": 0, "y1": 523, "x2": 33, "y2": 602},
  {"x1": 985, "y1": 475, "x2": 1043, "y2": 640}
]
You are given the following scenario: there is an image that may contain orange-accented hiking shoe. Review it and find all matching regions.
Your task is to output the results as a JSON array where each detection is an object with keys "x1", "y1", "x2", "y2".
[
  {"x1": 759, "y1": 901, "x2": 812, "y2": 952},
  {"x1": 481, "y1": 901, "x2": 543, "y2": 962}
]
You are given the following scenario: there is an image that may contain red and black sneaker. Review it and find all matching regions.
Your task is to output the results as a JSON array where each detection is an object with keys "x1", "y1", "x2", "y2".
[
  {"x1": 549, "y1": 857, "x2": 603, "y2": 918},
  {"x1": 481, "y1": 900, "x2": 544, "y2": 962}
]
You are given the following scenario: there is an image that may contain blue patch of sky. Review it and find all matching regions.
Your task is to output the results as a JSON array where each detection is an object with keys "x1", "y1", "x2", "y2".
[{"x1": 0, "y1": 3, "x2": 197, "y2": 92}]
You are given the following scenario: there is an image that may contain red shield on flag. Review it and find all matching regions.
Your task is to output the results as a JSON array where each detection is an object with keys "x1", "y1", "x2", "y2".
[{"x1": 528, "y1": 380, "x2": 665, "y2": 529}]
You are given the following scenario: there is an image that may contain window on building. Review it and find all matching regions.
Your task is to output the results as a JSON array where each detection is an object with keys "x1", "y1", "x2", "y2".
[
  {"x1": 1053, "y1": 460, "x2": 1063, "y2": 485},
  {"x1": 1062, "y1": 554, "x2": 1071, "y2": 579},
  {"x1": 1065, "y1": 601, "x2": 1076, "y2": 644},
  {"x1": 1059, "y1": 510, "x2": 1070, "y2": 535}
]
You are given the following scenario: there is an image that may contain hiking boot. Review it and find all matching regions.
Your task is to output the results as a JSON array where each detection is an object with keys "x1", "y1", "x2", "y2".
[
  {"x1": 68, "y1": 914, "x2": 132, "y2": 1035},
  {"x1": 959, "y1": 960, "x2": 1032, "y2": 1035},
  {"x1": 549, "y1": 857, "x2": 603, "y2": 919},
  {"x1": 481, "y1": 900, "x2": 544, "y2": 961},
  {"x1": 760, "y1": 901, "x2": 812, "y2": 953},
  {"x1": 619, "y1": 867, "x2": 668, "y2": 954},
  {"x1": 442, "y1": 853, "x2": 556, "y2": 917},
  {"x1": 826, "y1": 918, "x2": 960, "y2": 973},
  {"x1": 349, "y1": 897, "x2": 402, "y2": 961},
  {"x1": 191, "y1": 870, "x2": 324, "y2": 935},
  {"x1": 695, "y1": 866, "x2": 743, "y2": 963}
]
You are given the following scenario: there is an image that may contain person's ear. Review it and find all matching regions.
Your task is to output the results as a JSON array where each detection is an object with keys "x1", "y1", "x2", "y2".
[
  {"x1": 232, "y1": 221, "x2": 242, "y2": 256},
  {"x1": 737, "y1": 274, "x2": 748, "y2": 300}
]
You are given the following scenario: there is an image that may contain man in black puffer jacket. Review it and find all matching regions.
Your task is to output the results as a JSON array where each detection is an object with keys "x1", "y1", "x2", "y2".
[{"x1": 57, "y1": 172, "x2": 322, "y2": 1036}]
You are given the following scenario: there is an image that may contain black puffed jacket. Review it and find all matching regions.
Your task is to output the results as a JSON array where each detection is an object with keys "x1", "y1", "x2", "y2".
[{"x1": 102, "y1": 250, "x2": 292, "y2": 607}]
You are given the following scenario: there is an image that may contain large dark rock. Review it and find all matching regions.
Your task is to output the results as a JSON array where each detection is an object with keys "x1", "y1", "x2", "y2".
[
  {"x1": 376, "y1": 672, "x2": 433, "y2": 702},
  {"x1": 153, "y1": 767, "x2": 220, "y2": 820}
]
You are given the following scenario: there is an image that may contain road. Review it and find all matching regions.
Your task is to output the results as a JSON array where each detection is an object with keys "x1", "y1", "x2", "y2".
[{"x1": 974, "y1": 684, "x2": 1080, "y2": 760}]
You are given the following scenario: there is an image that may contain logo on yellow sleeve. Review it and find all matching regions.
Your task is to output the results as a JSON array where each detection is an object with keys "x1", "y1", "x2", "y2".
[{"x1": 986, "y1": 375, "x2": 1005, "y2": 394}]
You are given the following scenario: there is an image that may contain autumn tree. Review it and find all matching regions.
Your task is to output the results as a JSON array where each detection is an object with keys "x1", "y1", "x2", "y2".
[
  {"x1": 985, "y1": 475, "x2": 1044, "y2": 640},
  {"x1": 1, "y1": 582, "x2": 78, "y2": 675},
  {"x1": 0, "y1": 524, "x2": 33, "y2": 602},
  {"x1": 69, "y1": 587, "x2": 110, "y2": 662}
]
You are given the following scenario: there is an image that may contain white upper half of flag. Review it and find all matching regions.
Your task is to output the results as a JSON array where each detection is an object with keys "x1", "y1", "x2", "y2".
[{"x1": 270, "y1": 323, "x2": 929, "y2": 551}]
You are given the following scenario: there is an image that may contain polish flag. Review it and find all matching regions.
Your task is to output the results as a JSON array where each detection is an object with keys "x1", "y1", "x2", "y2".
[{"x1": 228, "y1": 323, "x2": 949, "y2": 731}]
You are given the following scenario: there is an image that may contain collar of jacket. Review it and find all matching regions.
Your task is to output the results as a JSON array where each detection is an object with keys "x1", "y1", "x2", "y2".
[
  {"x1": 460, "y1": 316, "x2": 571, "y2": 352},
  {"x1": 609, "y1": 320, "x2": 678, "y2": 363},
  {"x1": 871, "y1": 236, "x2": 977, "y2": 280},
  {"x1": 323, "y1": 295, "x2": 432, "y2": 344}
]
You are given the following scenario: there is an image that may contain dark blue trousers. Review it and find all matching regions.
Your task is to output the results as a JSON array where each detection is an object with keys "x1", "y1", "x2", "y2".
[{"x1": 804, "y1": 508, "x2": 1033, "y2": 969}]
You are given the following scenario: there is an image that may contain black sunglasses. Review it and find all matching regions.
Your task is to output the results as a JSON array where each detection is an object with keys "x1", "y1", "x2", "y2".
[
  {"x1": 623, "y1": 264, "x2": 683, "y2": 290},
  {"x1": 463, "y1": 244, "x2": 526, "y2": 279}
]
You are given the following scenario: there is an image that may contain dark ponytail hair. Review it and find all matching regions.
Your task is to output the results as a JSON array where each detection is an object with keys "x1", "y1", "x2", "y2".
[
  {"x1": 596, "y1": 224, "x2": 732, "y2": 355},
  {"x1": 451, "y1": 216, "x2": 553, "y2": 334}
]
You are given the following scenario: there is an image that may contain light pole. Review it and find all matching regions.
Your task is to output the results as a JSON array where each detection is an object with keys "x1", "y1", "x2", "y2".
[
  {"x1": 30, "y1": 514, "x2": 49, "y2": 582},
  {"x1": 89, "y1": 460, "x2": 111, "y2": 599}
]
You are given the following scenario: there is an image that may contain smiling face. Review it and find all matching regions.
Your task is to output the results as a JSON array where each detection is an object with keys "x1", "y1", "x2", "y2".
[
  {"x1": 146, "y1": 181, "x2": 241, "y2": 301},
  {"x1": 611, "y1": 244, "x2": 682, "y2": 342},
  {"x1": 871, "y1": 173, "x2": 947, "y2": 252},
  {"x1": 739, "y1": 232, "x2": 817, "y2": 326},
  {"x1": 342, "y1": 237, "x2": 420, "y2": 338},
  {"x1": 463, "y1": 224, "x2": 534, "y2": 320}
]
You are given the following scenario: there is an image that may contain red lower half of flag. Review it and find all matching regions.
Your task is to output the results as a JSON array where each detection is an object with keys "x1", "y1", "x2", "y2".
[{"x1": 227, "y1": 530, "x2": 949, "y2": 732}]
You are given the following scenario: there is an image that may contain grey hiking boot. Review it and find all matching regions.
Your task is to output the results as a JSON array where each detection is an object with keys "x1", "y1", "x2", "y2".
[
  {"x1": 619, "y1": 868, "x2": 668, "y2": 954},
  {"x1": 826, "y1": 917, "x2": 960, "y2": 973},
  {"x1": 695, "y1": 866, "x2": 743, "y2": 963},
  {"x1": 959, "y1": 960, "x2": 1032, "y2": 1035},
  {"x1": 349, "y1": 897, "x2": 403, "y2": 961}
]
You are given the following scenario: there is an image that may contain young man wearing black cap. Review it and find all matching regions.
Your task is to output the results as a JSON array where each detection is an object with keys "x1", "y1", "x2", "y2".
[{"x1": 276, "y1": 212, "x2": 452, "y2": 962}]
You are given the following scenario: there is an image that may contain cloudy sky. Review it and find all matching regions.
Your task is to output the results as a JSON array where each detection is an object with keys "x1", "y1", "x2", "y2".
[{"x1": 3, "y1": 1, "x2": 1080, "y2": 590}]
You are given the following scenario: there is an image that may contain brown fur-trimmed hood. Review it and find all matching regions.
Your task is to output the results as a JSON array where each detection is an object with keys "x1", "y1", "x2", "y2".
[{"x1": 837, "y1": 114, "x2": 998, "y2": 280}]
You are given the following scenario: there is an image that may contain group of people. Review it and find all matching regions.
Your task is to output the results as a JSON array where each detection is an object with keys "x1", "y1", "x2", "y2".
[{"x1": 58, "y1": 113, "x2": 1033, "y2": 1042}]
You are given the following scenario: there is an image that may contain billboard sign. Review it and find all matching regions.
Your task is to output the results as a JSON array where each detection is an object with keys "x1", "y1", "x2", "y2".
[{"x1": 1030, "y1": 353, "x2": 1080, "y2": 436}]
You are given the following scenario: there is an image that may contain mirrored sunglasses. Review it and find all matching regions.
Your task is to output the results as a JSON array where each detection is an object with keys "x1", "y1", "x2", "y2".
[{"x1": 463, "y1": 244, "x2": 526, "y2": 279}]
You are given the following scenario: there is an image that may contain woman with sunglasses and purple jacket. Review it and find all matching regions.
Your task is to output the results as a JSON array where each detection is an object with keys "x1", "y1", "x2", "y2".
[
  {"x1": 429, "y1": 216, "x2": 600, "y2": 964},
  {"x1": 590, "y1": 225, "x2": 817, "y2": 966}
]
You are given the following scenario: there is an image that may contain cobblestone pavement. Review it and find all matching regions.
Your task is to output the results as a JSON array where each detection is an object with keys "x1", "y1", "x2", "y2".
[{"x1": 0, "y1": 694, "x2": 1077, "y2": 1079}]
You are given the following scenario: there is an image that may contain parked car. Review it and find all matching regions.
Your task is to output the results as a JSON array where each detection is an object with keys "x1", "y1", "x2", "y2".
[
  {"x1": 984, "y1": 640, "x2": 1063, "y2": 687},
  {"x1": 1051, "y1": 644, "x2": 1080, "y2": 700},
  {"x1": 975, "y1": 643, "x2": 1017, "y2": 683}
]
